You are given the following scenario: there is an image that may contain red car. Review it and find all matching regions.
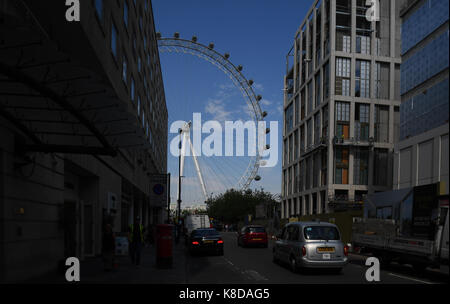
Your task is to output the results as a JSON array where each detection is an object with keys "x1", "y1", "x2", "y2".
[{"x1": 237, "y1": 225, "x2": 268, "y2": 248}]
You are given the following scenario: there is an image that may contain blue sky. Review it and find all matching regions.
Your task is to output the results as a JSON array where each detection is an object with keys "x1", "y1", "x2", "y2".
[{"x1": 152, "y1": 0, "x2": 312, "y2": 206}]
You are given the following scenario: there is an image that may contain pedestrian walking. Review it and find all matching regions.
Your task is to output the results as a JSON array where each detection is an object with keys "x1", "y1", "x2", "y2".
[
  {"x1": 128, "y1": 216, "x2": 145, "y2": 268},
  {"x1": 102, "y1": 224, "x2": 115, "y2": 271}
]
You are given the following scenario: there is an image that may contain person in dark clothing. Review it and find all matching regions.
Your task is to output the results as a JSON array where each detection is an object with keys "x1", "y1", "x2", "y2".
[
  {"x1": 128, "y1": 216, "x2": 145, "y2": 267},
  {"x1": 102, "y1": 224, "x2": 115, "y2": 271}
]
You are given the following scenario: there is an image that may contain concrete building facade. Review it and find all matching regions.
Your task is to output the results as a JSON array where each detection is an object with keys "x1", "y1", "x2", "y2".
[
  {"x1": 281, "y1": 0, "x2": 404, "y2": 219},
  {"x1": 393, "y1": 0, "x2": 449, "y2": 194},
  {"x1": 0, "y1": 0, "x2": 168, "y2": 282}
]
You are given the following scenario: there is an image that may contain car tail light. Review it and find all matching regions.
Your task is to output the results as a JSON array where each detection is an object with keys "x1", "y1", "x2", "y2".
[
  {"x1": 302, "y1": 246, "x2": 306, "y2": 256},
  {"x1": 344, "y1": 245, "x2": 349, "y2": 256},
  {"x1": 192, "y1": 241, "x2": 199, "y2": 245},
  {"x1": 217, "y1": 240, "x2": 224, "y2": 244}
]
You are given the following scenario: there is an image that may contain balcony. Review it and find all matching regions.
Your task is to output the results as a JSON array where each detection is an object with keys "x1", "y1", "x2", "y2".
[
  {"x1": 301, "y1": 137, "x2": 328, "y2": 158},
  {"x1": 333, "y1": 136, "x2": 374, "y2": 147}
]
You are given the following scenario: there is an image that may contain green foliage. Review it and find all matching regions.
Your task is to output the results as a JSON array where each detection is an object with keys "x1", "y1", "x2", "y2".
[{"x1": 205, "y1": 188, "x2": 279, "y2": 224}]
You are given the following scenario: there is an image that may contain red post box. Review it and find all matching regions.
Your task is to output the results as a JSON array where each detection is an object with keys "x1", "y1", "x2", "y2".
[{"x1": 156, "y1": 224, "x2": 173, "y2": 268}]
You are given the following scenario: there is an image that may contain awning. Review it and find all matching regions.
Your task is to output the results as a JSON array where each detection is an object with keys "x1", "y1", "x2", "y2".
[{"x1": 366, "y1": 187, "x2": 413, "y2": 209}]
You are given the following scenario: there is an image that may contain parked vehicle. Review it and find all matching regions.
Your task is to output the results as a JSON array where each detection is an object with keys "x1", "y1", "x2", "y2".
[
  {"x1": 237, "y1": 225, "x2": 268, "y2": 248},
  {"x1": 188, "y1": 228, "x2": 224, "y2": 256},
  {"x1": 184, "y1": 214, "x2": 211, "y2": 236},
  {"x1": 352, "y1": 184, "x2": 449, "y2": 272},
  {"x1": 273, "y1": 222, "x2": 349, "y2": 273}
]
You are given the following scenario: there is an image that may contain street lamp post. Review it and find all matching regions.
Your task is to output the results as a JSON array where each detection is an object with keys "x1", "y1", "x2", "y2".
[{"x1": 176, "y1": 128, "x2": 182, "y2": 243}]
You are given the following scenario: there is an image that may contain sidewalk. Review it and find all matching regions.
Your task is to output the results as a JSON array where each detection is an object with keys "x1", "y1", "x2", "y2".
[{"x1": 25, "y1": 241, "x2": 188, "y2": 284}]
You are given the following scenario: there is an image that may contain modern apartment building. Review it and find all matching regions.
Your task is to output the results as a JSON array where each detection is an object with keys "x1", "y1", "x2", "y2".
[
  {"x1": 0, "y1": 0, "x2": 168, "y2": 281},
  {"x1": 393, "y1": 0, "x2": 449, "y2": 194},
  {"x1": 281, "y1": 0, "x2": 404, "y2": 219}
]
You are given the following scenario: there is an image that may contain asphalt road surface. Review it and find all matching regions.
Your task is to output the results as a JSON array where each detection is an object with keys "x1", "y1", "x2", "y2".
[{"x1": 185, "y1": 232, "x2": 449, "y2": 284}]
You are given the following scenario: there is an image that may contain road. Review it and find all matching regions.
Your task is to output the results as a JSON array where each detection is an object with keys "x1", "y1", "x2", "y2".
[{"x1": 185, "y1": 232, "x2": 448, "y2": 284}]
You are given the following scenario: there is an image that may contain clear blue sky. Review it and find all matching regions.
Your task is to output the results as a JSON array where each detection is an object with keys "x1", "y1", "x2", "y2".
[{"x1": 152, "y1": 0, "x2": 312, "y2": 205}]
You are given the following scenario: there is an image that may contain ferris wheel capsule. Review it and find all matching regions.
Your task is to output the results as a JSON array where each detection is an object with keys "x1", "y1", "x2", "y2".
[{"x1": 254, "y1": 176, "x2": 261, "y2": 181}]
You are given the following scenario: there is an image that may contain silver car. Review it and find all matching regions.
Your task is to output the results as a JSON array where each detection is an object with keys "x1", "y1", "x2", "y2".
[{"x1": 273, "y1": 222, "x2": 349, "y2": 273}]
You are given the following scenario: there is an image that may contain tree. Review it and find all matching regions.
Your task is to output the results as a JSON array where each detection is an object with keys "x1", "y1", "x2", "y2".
[{"x1": 205, "y1": 188, "x2": 279, "y2": 224}]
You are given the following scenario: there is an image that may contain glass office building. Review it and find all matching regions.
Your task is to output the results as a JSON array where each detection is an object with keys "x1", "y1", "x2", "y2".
[
  {"x1": 394, "y1": 0, "x2": 449, "y2": 194},
  {"x1": 399, "y1": 0, "x2": 449, "y2": 140}
]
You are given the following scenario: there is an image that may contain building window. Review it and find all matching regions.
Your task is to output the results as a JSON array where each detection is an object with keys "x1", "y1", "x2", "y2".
[
  {"x1": 315, "y1": 73, "x2": 321, "y2": 107},
  {"x1": 322, "y1": 105, "x2": 329, "y2": 139},
  {"x1": 335, "y1": 57, "x2": 351, "y2": 96},
  {"x1": 301, "y1": 90, "x2": 306, "y2": 120},
  {"x1": 285, "y1": 103, "x2": 294, "y2": 134},
  {"x1": 335, "y1": 148, "x2": 349, "y2": 184},
  {"x1": 355, "y1": 103, "x2": 369, "y2": 141},
  {"x1": 355, "y1": 60, "x2": 370, "y2": 98},
  {"x1": 306, "y1": 157, "x2": 311, "y2": 190},
  {"x1": 313, "y1": 154, "x2": 319, "y2": 188},
  {"x1": 294, "y1": 130, "x2": 299, "y2": 160},
  {"x1": 373, "y1": 149, "x2": 389, "y2": 186},
  {"x1": 354, "y1": 148, "x2": 369, "y2": 185},
  {"x1": 374, "y1": 105, "x2": 389, "y2": 143},
  {"x1": 307, "y1": 81, "x2": 313, "y2": 115},
  {"x1": 335, "y1": 102, "x2": 350, "y2": 140},
  {"x1": 356, "y1": 0, "x2": 372, "y2": 54},
  {"x1": 289, "y1": 135, "x2": 293, "y2": 164},
  {"x1": 122, "y1": 56, "x2": 127, "y2": 82},
  {"x1": 336, "y1": 0, "x2": 351, "y2": 53},
  {"x1": 314, "y1": 112, "x2": 321, "y2": 145},
  {"x1": 137, "y1": 96, "x2": 141, "y2": 116},
  {"x1": 375, "y1": 62, "x2": 390, "y2": 99},
  {"x1": 321, "y1": 151, "x2": 327, "y2": 186},
  {"x1": 124, "y1": 0, "x2": 129, "y2": 28},
  {"x1": 307, "y1": 119, "x2": 312, "y2": 148},
  {"x1": 95, "y1": 0, "x2": 103, "y2": 21},
  {"x1": 111, "y1": 22, "x2": 118, "y2": 59},
  {"x1": 356, "y1": 35, "x2": 371, "y2": 54},
  {"x1": 131, "y1": 77, "x2": 135, "y2": 101},
  {"x1": 323, "y1": 61, "x2": 330, "y2": 100},
  {"x1": 394, "y1": 106, "x2": 400, "y2": 143}
]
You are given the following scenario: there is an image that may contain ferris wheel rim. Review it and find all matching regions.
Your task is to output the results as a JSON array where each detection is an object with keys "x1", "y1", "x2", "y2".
[{"x1": 157, "y1": 34, "x2": 267, "y2": 191}]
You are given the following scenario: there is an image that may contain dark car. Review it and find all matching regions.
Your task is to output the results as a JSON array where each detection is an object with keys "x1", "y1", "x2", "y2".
[
  {"x1": 188, "y1": 228, "x2": 224, "y2": 256},
  {"x1": 237, "y1": 225, "x2": 268, "y2": 248}
]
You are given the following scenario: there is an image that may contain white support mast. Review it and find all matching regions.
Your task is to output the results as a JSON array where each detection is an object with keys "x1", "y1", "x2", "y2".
[{"x1": 178, "y1": 122, "x2": 208, "y2": 202}]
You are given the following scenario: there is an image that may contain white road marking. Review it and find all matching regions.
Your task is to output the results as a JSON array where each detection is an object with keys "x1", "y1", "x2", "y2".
[
  {"x1": 388, "y1": 273, "x2": 433, "y2": 284},
  {"x1": 243, "y1": 270, "x2": 269, "y2": 281}
]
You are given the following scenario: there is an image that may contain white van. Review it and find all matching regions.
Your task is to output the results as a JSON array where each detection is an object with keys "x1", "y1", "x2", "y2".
[{"x1": 184, "y1": 214, "x2": 211, "y2": 235}]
